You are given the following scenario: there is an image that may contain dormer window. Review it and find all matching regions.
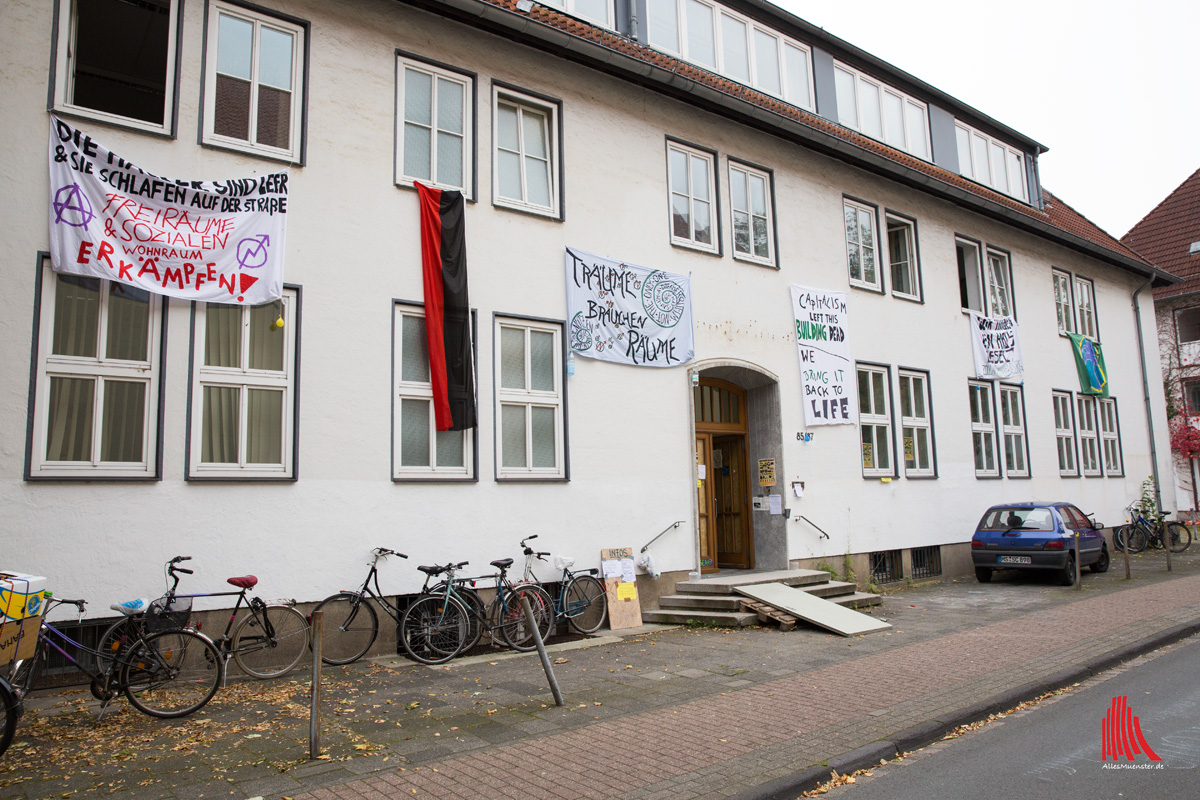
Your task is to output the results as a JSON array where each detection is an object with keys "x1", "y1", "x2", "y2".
[
  {"x1": 832, "y1": 62, "x2": 930, "y2": 160},
  {"x1": 955, "y1": 122, "x2": 1028, "y2": 202}
]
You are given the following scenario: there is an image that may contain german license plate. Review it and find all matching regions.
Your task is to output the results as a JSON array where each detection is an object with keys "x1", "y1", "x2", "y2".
[{"x1": 999, "y1": 555, "x2": 1031, "y2": 564}]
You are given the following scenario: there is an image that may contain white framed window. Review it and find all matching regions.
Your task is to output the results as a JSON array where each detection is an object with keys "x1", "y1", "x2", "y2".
[
  {"x1": 1076, "y1": 395, "x2": 1101, "y2": 476},
  {"x1": 493, "y1": 86, "x2": 560, "y2": 218},
  {"x1": 1053, "y1": 391, "x2": 1077, "y2": 476},
  {"x1": 668, "y1": 140, "x2": 718, "y2": 252},
  {"x1": 999, "y1": 384, "x2": 1028, "y2": 478},
  {"x1": 844, "y1": 200, "x2": 880, "y2": 290},
  {"x1": 1075, "y1": 276, "x2": 1097, "y2": 340},
  {"x1": 887, "y1": 215, "x2": 920, "y2": 300},
  {"x1": 188, "y1": 289, "x2": 299, "y2": 479},
  {"x1": 957, "y1": 239, "x2": 1013, "y2": 317},
  {"x1": 857, "y1": 365, "x2": 893, "y2": 477},
  {"x1": 729, "y1": 161, "x2": 773, "y2": 265},
  {"x1": 954, "y1": 122, "x2": 1028, "y2": 202},
  {"x1": 396, "y1": 56, "x2": 473, "y2": 196},
  {"x1": 1052, "y1": 269, "x2": 1074, "y2": 335},
  {"x1": 394, "y1": 304, "x2": 473, "y2": 480},
  {"x1": 985, "y1": 250, "x2": 1013, "y2": 318},
  {"x1": 28, "y1": 260, "x2": 163, "y2": 479},
  {"x1": 968, "y1": 381, "x2": 998, "y2": 477},
  {"x1": 539, "y1": 0, "x2": 614, "y2": 28},
  {"x1": 1099, "y1": 398, "x2": 1122, "y2": 476},
  {"x1": 645, "y1": 0, "x2": 814, "y2": 110},
  {"x1": 833, "y1": 62, "x2": 930, "y2": 160},
  {"x1": 51, "y1": 0, "x2": 181, "y2": 135},
  {"x1": 203, "y1": 1, "x2": 307, "y2": 162},
  {"x1": 897, "y1": 370, "x2": 934, "y2": 477},
  {"x1": 496, "y1": 317, "x2": 565, "y2": 479}
]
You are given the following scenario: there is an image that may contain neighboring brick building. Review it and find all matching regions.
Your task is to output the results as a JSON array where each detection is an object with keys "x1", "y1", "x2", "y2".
[{"x1": 1123, "y1": 169, "x2": 1200, "y2": 512}]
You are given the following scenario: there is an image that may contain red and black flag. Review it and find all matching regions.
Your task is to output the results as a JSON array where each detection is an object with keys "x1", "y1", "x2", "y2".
[{"x1": 416, "y1": 182, "x2": 476, "y2": 431}]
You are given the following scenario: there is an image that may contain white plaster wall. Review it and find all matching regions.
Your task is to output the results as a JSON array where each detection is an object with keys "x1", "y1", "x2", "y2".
[{"x1": 0, "y1": 0, "x2": 1172, "y2": 611}]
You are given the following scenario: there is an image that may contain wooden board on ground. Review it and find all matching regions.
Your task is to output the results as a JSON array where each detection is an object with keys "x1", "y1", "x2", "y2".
[
  {"x1": 739, "y1": 598, "x2": 797, "y2": 631},
  {"x1": 735, "y1": 583, "x2": 891, "y2": 636},
  {"x1": 601, "y1": 547, "x2": 642, "y2": 630}
]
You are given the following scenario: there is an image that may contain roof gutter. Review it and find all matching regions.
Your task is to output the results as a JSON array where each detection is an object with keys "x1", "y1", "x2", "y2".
[{"x1": 410, "y1": 0, "x2": 1177, "y2": 284}]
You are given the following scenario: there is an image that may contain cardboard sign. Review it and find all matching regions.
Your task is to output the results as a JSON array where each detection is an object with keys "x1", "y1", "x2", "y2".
[{"x1": 600, "y1": 547, "x2": 642, "y2": 629}]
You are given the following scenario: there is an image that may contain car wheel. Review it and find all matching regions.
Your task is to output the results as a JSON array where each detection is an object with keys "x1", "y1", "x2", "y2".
[
  {"x1": 1090, "y1": 545, "x2": 1110, "y2": 574},
  {"x1": 975, "y1": 567, "x2": 992, "y2": 583},
  {"x1": 1059, "y1": 553, "x2": 1076, "y2": 586}
]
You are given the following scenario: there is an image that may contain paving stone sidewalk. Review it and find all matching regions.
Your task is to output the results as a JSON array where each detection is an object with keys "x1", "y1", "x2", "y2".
[{"x1": 3, "y1": 550, "x2": 1199, "y2": 800}]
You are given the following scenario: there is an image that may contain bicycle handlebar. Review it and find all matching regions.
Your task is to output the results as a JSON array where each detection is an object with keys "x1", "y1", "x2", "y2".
[{"x1": 373, "y1": 547, "x2": 409, "y2": 559}]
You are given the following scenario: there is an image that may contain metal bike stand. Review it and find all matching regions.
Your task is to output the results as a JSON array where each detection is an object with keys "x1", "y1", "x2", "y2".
[
  {"x1": 310, "y1": 610, "x2": 324, "y2": 759},
  {"x1": 520, "y1": 595, "x2": 564, "y2": 707}
]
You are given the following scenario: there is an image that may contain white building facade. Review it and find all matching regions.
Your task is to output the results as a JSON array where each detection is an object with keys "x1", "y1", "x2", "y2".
[{"x1": 0, "y1": 0, "x2": 1176, "y2": 613}]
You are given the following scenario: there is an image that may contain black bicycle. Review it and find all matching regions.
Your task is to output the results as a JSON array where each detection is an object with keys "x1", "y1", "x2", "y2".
[
  {"x1": 311, "y1": 548, "x2": 410, "y2": 665},
  {"x1": 519, "y1": 536, "x2": 608, "y2": 634}
]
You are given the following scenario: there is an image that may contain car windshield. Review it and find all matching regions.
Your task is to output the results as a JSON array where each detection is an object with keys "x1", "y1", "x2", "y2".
[{"x1": 979, "y1": 507, "x2": 1056, "y2": 532}]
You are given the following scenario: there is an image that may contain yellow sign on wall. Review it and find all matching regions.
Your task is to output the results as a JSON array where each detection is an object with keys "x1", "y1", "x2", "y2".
[{"x1": 758, "y1": 458, "x2": 776, "y2": 486}]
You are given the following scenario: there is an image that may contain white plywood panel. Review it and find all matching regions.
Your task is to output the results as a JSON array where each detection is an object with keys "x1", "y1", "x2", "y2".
[{"x1": 735, "y1": 583, "x2": 891, "y2": 636}]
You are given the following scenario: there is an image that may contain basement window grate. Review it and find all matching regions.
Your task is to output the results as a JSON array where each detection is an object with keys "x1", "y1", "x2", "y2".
[
  {"x1": 870, "y1": 549, "x2": 903, "y2": 583},
  {"x1": 911, "y1": 545, "x2": 942, "y2": 580},
  {"x1": 30, "y1": 617, "x2": 115, "y2": 689}
]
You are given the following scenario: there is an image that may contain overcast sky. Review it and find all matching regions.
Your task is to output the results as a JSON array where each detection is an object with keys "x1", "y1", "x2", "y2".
[{"x1": 778, "y1": 0, "x2": 1198, "y2": 239}]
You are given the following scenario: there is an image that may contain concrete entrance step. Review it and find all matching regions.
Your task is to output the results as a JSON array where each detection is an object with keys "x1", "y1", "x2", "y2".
[
  {"x1": 657, "y1": 594, "x2": 745, "y2": 611},
  {"x1": 640, "y1": 608, "x2": 759, "y2": 626},
  {"x1": 831, "y1": 591, "x2": 882, "y2": 609},
  {"x1": 674, "y1": 569, "x2": 830, "y2": 595}
]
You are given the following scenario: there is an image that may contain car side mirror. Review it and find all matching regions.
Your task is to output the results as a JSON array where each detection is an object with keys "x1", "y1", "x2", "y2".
[{"x1": 1091, "y1": 520, "x2": 1103, "y2": 530}]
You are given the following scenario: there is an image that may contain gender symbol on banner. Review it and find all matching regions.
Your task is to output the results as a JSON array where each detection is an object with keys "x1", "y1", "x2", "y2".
[
  {"x1": 53, "y1": 184, "x2": 94, "y2": 228},
  {"x1": 570, "y1": 311, "x2": 594, "y2": 352},
  {"x1": 236, "y1": 234, "x2": 271, "y2": 269},
  {"x1": 641, "y1": 270, "x2": 686, "y2": 328}
]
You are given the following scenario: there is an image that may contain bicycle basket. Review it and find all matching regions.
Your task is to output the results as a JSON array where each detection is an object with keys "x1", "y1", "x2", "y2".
[{"x1": 145, "y1": 595, "x2": 192, "y2": 632}]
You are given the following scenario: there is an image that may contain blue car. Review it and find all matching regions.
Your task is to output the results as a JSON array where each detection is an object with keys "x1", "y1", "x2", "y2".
[{"x1": 971, "y1": 502, "x2": 1109, "y2": 585}]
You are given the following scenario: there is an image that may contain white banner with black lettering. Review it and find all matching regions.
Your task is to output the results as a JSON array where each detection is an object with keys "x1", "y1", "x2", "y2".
[
  {"x1": 791, "y1": 285, "x2": 857, "y2": 426},
  {"x1": 48, "y1": 116, "x2": 286, "y2": 304},
  {"x1": 565, "y1": 248, "x2": 694, "y2": 367},
  {"x1": 969, "y1": 312, "x2": 1025, "y2": 379}
]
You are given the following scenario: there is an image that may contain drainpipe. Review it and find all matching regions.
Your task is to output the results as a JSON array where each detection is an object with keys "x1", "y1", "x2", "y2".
[{"x1": 1132, "y1": 275, "x2": 1171, "y2": 571}]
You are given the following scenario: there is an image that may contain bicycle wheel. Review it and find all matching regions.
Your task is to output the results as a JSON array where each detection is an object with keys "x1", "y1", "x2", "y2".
[
  {"x1": 564, "y1": 575, "x2": 608, "y2": 634},
  {"x1": 1125, "y1": 526, "x2": 1147, "y2": 554},
  {"x1": 122, "y1": 629, "x2": 222, "y2": 718},
  {"x1": 1112, "y1": 525, "x2": 1128, "y2": 553},
  {"x1": 400, "y1": 595, "x2": 469, "y2": 665},
  {"x1": 232, "y1": 604, "x2": 310, "y2": 679},
  {"x1": 1166, "y1": 522, "x2": 1192, "y2": 553},
  {"x1": 92, "y1": 617, "x2": 137, "y2": 674},
  {"x1": 492, "y1": 584, "x2": 554, "y2": 652},
  {"x1": 0, "y1": 679, "x2": 17, "y2": 758},
  {"x1": 8, "y1": 646, "x2": 43, "y2": 700},
  {"x1": 452, "y1": 587, "x2": 487, "y2": 653},
  {"x1": 311, "y1": 593, "x2": 378, "y2": 666}
]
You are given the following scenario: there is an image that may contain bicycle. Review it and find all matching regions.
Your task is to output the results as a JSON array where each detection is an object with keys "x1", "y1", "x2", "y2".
[
  {"x1": 401, "y1": 558, "x2": 554, "y2": 664},
  {"x1": 2, "y1": 593, "x2": 222, "y2": 743},
  {"x1": 100, "y1": 560, "x2": 309, "y2": 680},
  {"x1": 1113, "y1": 504, "x2": 1192, "y2": 554},
  {"x1": 311, "y1": 548, "x2": 411, "y2": 666},
  {"x1": 519, "y1": 535, "x2": 608, "y2": 634}
]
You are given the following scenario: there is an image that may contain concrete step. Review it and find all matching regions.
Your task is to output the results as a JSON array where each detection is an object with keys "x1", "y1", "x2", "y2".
[
  {"x1": 640, "y1": 609, "x2": 759, "y2": 627},
  {"x1": 830, "y1": 592, "x2": 882, "y2": 609},
  {"x1": 804, "y1": 580, "x2": 859, "y2": 599},
  {"x1": 674, "y1": 569, "x2": 831, "y2": 595},
  {"x1": 657, "y1": 594, "x2": 744, "y2": 611}
]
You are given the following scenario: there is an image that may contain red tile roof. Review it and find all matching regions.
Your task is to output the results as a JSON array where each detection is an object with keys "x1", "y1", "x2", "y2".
[
  {"x1": 455, "y1": 0, "x2": 1159, "y2": 275},
  {"x1": 1121, "y1": 169, "x2": 1200, "y2": 300}
]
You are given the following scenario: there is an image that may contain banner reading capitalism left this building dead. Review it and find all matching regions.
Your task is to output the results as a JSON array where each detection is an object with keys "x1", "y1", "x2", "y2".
[{"x1": 48, "y1": 116, "x2": 286, "y2": 304}]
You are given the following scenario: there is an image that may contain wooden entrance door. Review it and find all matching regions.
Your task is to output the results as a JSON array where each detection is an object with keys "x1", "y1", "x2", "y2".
[{"x1": 694, "y1": 379, "x2": 752, "y2": 572}]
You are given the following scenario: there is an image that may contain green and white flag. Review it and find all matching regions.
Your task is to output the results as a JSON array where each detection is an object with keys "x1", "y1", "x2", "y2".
[{"x1": 1068, "y1": 333, "x2": 1109, "y2": 397}]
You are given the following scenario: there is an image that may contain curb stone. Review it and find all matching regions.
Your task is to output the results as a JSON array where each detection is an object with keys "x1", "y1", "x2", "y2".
[{"x1": 725, "y1": 618, "x2": 1200, "y2": 800}]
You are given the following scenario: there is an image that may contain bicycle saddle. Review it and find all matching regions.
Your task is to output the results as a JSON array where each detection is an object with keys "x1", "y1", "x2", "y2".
[
  {"x1": 490, "y1": 558, "x2": 513, "y2": 569},
  {"x1": 417, "y1": 565, "x2": 446, "y2": 576},
  {"x1": 227, "y1": 575, "x2": 258, "y2": 589},
  {"x1": 111, "y1": 598, "x2": 150, "y2": 616}
]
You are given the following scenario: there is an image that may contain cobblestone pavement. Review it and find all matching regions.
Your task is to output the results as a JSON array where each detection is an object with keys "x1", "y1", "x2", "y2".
[{"x1": 3, "y1": 548, "x2": 1199, "y2": 800}]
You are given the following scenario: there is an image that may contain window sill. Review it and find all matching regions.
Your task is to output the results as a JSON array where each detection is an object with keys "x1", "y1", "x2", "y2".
[
  {"x1": 891, "y1": 291, "x2": 923, "y2": 304},
  {"x1": 393, "y1": 474, "x2": 477, "y2": 483},
  {"x1": 397, "y1": 179, "x2": 474, "y2": 203},
  {"x1": 732, "y1": 252, "x2": 776, "y2": 269},
  {"x1": 201, "y1": 136, "x2": 302, "y2": 166},
  {"x1": 52, "y1": 106, "x2": 174, "y2": 139},
  {"x1": 670, "y1": 238, "x2": 721, "y2": 257},
  {"x1": 849, "y1": 280, "x2": 884, "y2": 294},
  {"x1": 496, "y1": 475, "x2": 568, "y2": 483}
]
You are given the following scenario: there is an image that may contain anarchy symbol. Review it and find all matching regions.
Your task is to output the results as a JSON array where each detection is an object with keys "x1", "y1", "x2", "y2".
[
  {"x1": 236, "y1": 234, "x2": 271, "y2": 269},
  {"x1": 53, "y1": 184, "x2": 94, "y2": 229}
]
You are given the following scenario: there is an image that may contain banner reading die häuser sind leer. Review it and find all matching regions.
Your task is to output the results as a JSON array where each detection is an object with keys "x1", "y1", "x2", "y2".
[{"x1": 48, "y1": 117, "x2": 286, "y2": 304}]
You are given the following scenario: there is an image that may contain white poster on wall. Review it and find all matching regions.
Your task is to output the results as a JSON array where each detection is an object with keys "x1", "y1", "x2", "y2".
[
  {"x1": 565, "y1": 247, "x2": 694, "y2": 367},
  {"x1": 48, "y1": 116, "x2": 287, "y2": 305},
  {"x1": 791, "y1": 285, "x2": 856, "y2": 426},
  {"x1": 969, "y1": 312, "x2": 1025, "y2": 379}
]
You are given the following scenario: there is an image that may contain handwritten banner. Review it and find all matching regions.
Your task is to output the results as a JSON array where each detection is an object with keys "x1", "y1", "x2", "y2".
[
  {"x1": 565, "y1": 248, "x2": 694, "y2": 367},
  {"x1": 969, "y1": 312, "x2": 1024, "y2": 379},
  {"x1": 791, "y1": 285, "x2": 856, "y2": 426},
  {"x1": 48, "y1": 117, "x2": 286, "y2": 304}
]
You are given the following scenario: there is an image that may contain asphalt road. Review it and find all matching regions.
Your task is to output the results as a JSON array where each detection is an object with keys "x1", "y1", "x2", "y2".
[{"x1": 821, "y1": 635, "x2": 1200, "y2": 800}]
